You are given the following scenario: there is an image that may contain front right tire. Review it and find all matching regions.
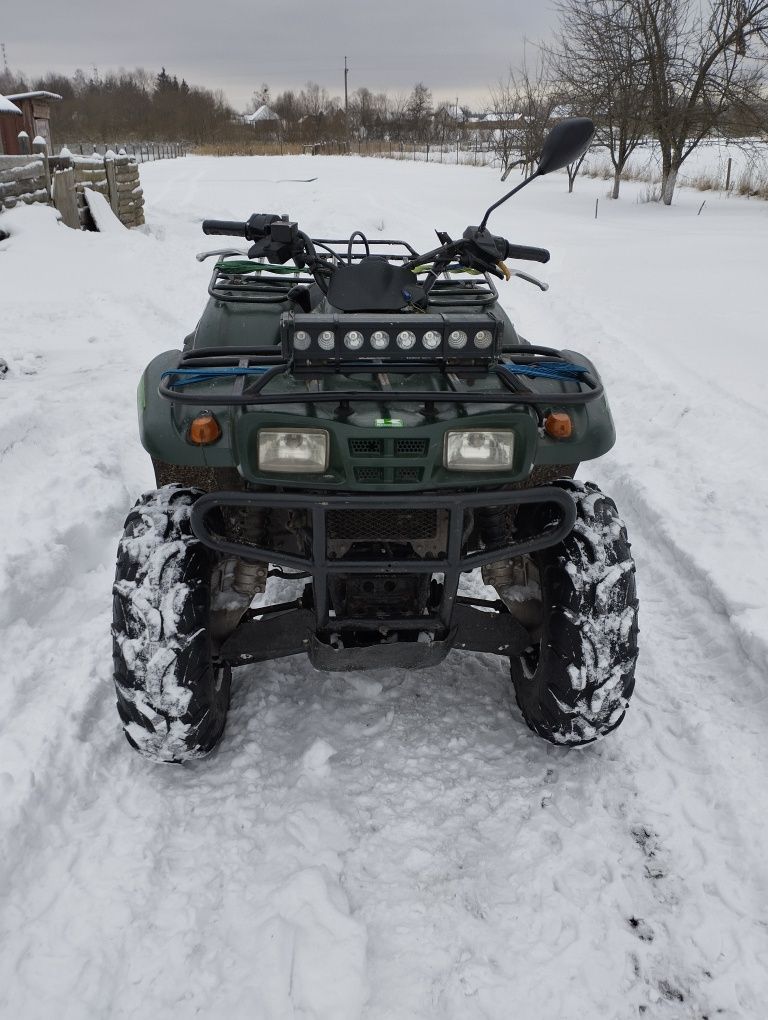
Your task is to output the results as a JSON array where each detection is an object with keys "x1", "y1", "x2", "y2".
[{"x1": 510, "y1": 479, "x2": 639, "y2": 747}]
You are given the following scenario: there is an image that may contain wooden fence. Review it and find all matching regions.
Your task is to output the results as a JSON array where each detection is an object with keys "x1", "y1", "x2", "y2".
[
  {"x1": 0, "y1": 154, "x2": 50, "y2": 211},
  {"x1": 62, "y1": 141, "x2": 187, "y2": 162},
  {"x1": 0, "y1": 142, "x2": 145, "y2": 228}
]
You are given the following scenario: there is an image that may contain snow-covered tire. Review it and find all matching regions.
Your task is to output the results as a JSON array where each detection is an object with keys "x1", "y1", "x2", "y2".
[
  {"x1": 111, "y1": 484, "x2": 230, "y2": 763},
  {"x1": 510, "y1": 479, "x2": 639, "y2": 747}
]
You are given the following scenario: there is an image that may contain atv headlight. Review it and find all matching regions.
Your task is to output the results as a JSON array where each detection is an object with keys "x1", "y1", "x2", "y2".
[
  {"x1": 444, "y1": 430, "x2": 515, "y2": 471},
  {"x1": 258, "y1": 429, "x2": 329, "y2": 473}
]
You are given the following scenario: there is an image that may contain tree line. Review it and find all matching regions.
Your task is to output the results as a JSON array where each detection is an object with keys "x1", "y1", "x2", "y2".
[
  {"x1": 2, "y1": 0, "x2": 767, "y2": 205},
  {"x1": 0, "y1": 66, "x2": 235, "y2": 145}
]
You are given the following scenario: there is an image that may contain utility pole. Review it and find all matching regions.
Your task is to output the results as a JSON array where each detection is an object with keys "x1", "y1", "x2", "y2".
[{"x1": 344, "y1": 56, "x2": 350, "y2": 150}]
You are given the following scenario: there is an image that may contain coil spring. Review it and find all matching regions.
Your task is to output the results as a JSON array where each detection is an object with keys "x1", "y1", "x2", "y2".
[
  {"x1": 477, "y1": 505, "x2": 515, "y2": 589},
  {"x1": 233, "y1": 508, "x2": 268, "y2": 596},
  {"x1": 477, "y1": 505, "x2": 508, "y2": 546}
]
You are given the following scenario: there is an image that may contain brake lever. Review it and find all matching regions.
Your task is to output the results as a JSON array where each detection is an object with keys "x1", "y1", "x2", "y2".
[
  {"x1": 196, "y1": 247, "x2": 249, "y2": 262},
  {"x1": 510, "y1": 268, "x2": 549, "y2": 292}
]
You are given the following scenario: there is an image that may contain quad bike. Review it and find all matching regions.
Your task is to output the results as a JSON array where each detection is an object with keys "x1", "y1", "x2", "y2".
[{"x1": 112, "y1": 118, "x2": 639, "y2": 763}]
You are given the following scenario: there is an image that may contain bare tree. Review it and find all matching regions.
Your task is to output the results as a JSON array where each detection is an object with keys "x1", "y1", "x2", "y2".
[
  {"x1": 550, "y1": 0, "x2": 650, "y2": 198},
  {"x1": 405, "y1": 82, "x2": 433, "y2": 141},
  {"x1": 487, "y1": 75, "x2": 522, "y2": 172},
  {"x1": 632, "y1": 0, "x2": 768, "y2": 204},
  {"x1": 510, "y1": 48, "x2": 561, "y2": 171},
  {"x1": 247, "y1": 83, "x2": 271, "y2": 113}
]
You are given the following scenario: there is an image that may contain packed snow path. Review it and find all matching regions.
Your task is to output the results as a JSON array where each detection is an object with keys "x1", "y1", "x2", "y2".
[{"x1": 1, "y1": 157, "x2": 766, "y2": 1019}]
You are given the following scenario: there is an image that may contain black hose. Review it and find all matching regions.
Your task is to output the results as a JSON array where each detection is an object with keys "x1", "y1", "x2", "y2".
[{"x1": 347, "y1": 230, "x2": 370, "y2": 264}]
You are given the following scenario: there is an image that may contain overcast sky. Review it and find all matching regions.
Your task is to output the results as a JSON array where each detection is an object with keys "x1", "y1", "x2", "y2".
[{"x1": 5, "y1": 0, "x2": 558, "y2": 110}]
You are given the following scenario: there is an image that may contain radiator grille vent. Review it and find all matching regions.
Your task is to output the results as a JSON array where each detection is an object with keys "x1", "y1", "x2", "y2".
[
  {"x1": 354, "y1": 466, "x2": 385, "y2": 483},
  {"x1": 394, "y1": 467, "x2": 422, "y2": 483},
  {"x1": 349, "y1": 438, "x2": 384, "y2": 456},
  {"x1": 394, "y1": 439, "x2": 429, "y2": 457},
  {"x1": 327, "y1": 508, "x2": 438, "y2": 541}
]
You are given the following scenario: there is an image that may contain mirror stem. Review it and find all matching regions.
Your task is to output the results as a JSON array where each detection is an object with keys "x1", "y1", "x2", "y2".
[{"x1": 479, "y1": 170, "x2": 540, "y2": 231}]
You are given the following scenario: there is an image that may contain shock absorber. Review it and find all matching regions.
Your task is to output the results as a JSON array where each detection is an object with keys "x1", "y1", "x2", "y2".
[
  {"x1": 478, "y1": 505, "x2": 542, "y2": 628},
  {"x1": 477, "y1": 505, "x2": 515, "y2": 590},
  {"x1": 233, "y1": 508, "x2": 268, "y2": 596}
]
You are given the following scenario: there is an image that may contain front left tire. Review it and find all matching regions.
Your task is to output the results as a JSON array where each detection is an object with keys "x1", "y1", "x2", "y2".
[{"x1": 112, "y1": 484, "x2": 230, "y2": 763}]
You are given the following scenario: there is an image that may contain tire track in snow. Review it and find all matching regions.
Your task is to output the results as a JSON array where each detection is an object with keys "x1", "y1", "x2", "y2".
[{"x1": 503, "y1": 280, "x2": 768, "y2": 678}]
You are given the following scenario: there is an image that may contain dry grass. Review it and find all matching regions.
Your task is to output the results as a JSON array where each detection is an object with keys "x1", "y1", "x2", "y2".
[
  {"x1": 194, "y1": 141, "x2": 310, "y2": 157},
  {"x1": 735, "y1": 168, "x2": 768, "y2": 199}
]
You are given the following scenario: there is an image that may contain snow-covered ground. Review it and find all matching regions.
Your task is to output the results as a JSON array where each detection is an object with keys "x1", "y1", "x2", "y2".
[
  {"x1": 1, "y1": 156, "x2": 767, "y2": 1020},
  {"x1": 579, "y1": 136, "x2": 768, "y2": 192}
]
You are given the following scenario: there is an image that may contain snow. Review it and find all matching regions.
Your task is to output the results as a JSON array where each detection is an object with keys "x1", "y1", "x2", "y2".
[
  {"x1": 83, "y1": 187, "x2": 126, "y2": 234},
  {"x1": 1, "y1": 156, "x2": 768, "y2": 1019},
  {"x1": 581, "y1": 137, "x2": 768, "y2": 191},
  {"x1": 4, "y1": 90, "x2": 63, "y2": 102},
  {"x1": 0, "y1": 94, "x2": 22, "y2": 115}
]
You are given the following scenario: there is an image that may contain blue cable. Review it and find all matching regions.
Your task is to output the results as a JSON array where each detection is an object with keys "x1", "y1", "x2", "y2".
[
  {"x1": 501, "y1": 361, "x2": 589, "y2": 381},
  {"x1": 161, "y1": 366, "x2": 273, "y2": 389}
]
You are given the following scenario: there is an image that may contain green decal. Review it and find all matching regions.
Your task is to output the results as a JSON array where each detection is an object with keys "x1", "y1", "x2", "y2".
[{"x1": 375, "y1": 418, "x2": 404, "y2": 427}]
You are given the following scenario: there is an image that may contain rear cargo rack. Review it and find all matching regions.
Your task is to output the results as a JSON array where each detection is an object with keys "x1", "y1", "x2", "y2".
[{"x1": 206, "y1": 238, "x2": 499, "y2": 308}]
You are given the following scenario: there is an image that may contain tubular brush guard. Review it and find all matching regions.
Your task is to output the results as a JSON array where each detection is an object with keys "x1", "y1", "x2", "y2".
[{"x1": 190, "y1": 487, "x2": 577, "y2": 671}]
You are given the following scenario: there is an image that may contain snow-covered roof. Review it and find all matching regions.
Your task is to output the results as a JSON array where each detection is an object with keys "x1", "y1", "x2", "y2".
[
  {"x1": 0, "y1": 94, "x2": 22, "y2": 115},
  {"x1": 244, "y1": 104, "x2": 280, "y2": 123},
  {"x1": 5, "y1": 91, "x2": 63, "y2": 102},
  {"x1": 482, "y1": 111, "x2": 522, "y2": 123}
]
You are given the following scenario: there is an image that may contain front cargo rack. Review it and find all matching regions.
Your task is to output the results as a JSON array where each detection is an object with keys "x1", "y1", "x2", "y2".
[{"x1": 159, "y1": 343, "x2": 605, "y2": 409}]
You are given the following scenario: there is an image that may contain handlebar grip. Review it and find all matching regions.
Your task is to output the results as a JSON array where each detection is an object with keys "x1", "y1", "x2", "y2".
[
  {"x1": 502, "y1": 241, "x2": 550, "y2": 264},
  {"x1": 202, "y1": 219, "x2": 248, "y2": 237}
]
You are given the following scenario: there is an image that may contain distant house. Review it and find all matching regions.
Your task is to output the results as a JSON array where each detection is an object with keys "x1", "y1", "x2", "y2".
[
  {"x1": 0, "y1": 94, "x2": 23, "y2": 154},
  {"x1": 3, "y1": 91, "x2": 62, "y2": 154},
  {"x1": 243, "y1": 104, "x2": 280, "y2": 126}
]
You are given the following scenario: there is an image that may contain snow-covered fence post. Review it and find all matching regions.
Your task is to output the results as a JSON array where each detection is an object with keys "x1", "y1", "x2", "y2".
[
  {"x1": 104, "y1": 151, "x2": 120, "y2": 216},
  {"x1": 110, "y1": 149, "x2": 145, "y2": 227},
  {"x1": 52, "y1": 164, "x2": 79, "y2": 229},
  {"x1": 32, "y1": 136, "x2": 51, "y2": 200},
  {"x1": 17, "y1": 131, "x2": 30, "y2": 155}
]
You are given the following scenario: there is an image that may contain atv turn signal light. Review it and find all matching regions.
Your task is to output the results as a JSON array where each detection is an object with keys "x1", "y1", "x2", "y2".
[
  {"x1": 544, "y1": 412, "x2": 573, "y2": 439},
  {"x1": 188, "y1": 413, "x2": 222, "y2": 445}
]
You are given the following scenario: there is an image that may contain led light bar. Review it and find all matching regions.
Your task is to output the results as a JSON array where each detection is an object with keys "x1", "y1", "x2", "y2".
[{"x1": 281, "y1": 312, "x2": 503, "y2": 371}]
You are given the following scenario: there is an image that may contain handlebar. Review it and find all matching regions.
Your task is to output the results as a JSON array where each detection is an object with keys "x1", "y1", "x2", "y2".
[
  {"x1": 202, "y1": 219, "x2": 249, "y2": 238},
  {"x1": 497, "y1": 240, "x2": 550, "y2": 265},
  {"x1": 199, "y1": 216, "x2": 551, "y2": 296}
]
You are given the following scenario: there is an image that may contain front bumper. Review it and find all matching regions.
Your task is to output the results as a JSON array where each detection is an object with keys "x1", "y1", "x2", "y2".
[{"x1": 190, "y1": 486, "x2": 576, "y2": 670}]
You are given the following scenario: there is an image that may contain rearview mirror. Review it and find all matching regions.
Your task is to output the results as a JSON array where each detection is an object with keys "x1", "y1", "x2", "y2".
[
  {"x1": 478, "y1": 116, "x2": 596, "y2": 229},
  {"x1": 537, "y1": 117, "x2": 595, "y2": 175}
]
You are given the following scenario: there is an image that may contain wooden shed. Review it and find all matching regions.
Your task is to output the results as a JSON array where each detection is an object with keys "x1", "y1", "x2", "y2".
[
  {"x1": 2, "y1": 91, "x2": 62, "y2": 154},
  {"x1": 0, "y1": 94, "x2": 23, "y2": 155}
]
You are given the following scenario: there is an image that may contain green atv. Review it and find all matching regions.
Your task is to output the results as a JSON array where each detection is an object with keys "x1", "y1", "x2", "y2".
[{"x1": 112, "y1": 118, "x2": 639, "y2": 763}]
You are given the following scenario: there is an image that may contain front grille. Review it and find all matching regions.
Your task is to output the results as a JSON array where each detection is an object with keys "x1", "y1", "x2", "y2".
[
  {"x1": 349, "y1": 438, "x2": 383, "y2": 456},
  {"x1": 354, "y1": 466, "x2": 385, "y2": 483},
  {"x1": 394, "y1": 467, "x2": 423, "y2": 483},
  {"x1": 327, "y1": 508, "x2": 438, "y2": 541},
  {"x1": 395, "y1": 438, "x2": 428, "y2": 457}
]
